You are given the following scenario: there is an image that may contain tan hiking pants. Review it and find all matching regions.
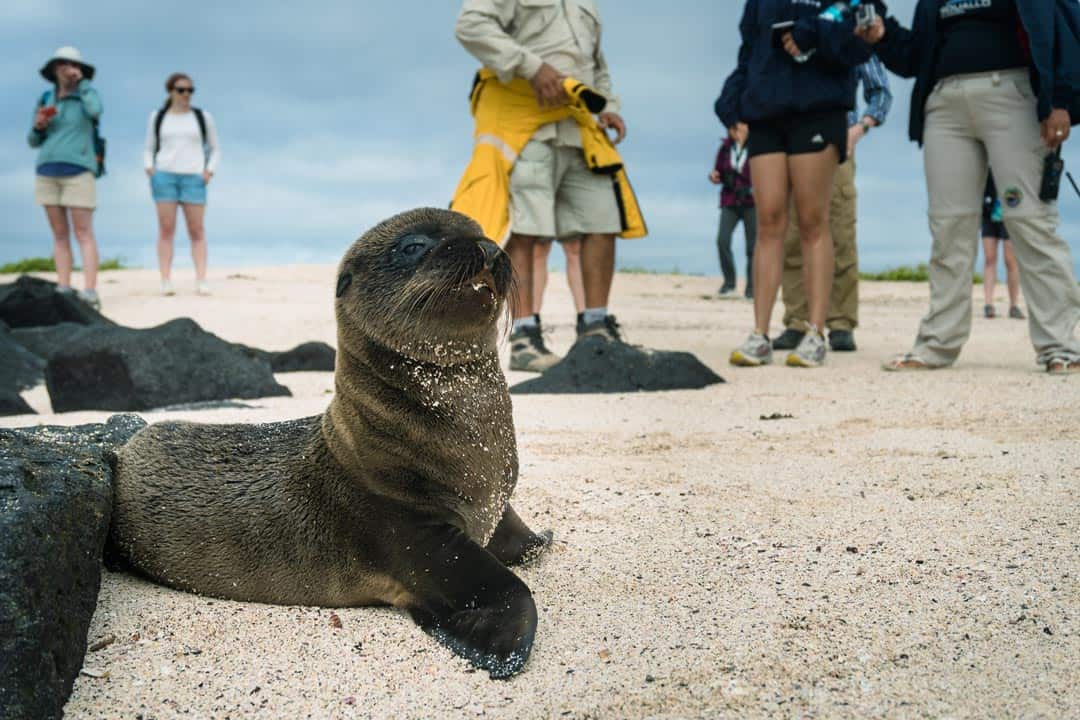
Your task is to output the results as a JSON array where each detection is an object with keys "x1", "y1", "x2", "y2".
[
  {"x1": 781, "y1": 157, "x2": 859, "y2": 331},
  {"x1": 913, "y1": 70, "x2": 1080, "y2": 366}
]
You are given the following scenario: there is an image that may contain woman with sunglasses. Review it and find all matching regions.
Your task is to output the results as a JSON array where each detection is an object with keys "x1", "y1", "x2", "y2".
[
  {"x1": 143, "y1": 72, "x2": 220, "y2": 296},
  {"x1": 717, "y1": 1, "x2": 873, "y2": 368},
  {"x1": 28, "y1": 46, "x2": 104, "y2": 309}
]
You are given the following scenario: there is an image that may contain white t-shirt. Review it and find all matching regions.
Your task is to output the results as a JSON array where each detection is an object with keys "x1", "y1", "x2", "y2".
[{"x1": 143, "y1": 109, "x2": 220, "y2": 174}]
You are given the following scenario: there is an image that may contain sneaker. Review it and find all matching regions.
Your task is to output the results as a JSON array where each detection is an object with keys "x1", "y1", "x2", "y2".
[
  {"x1": 771, "y1": 328, "x2": 805, "y2": 350},
  {"x1": 984, "y1": 304, "x2": 996, "y2": 319},
  {"x1": 786, "y1": 328, "x2": 827, "y2": 368},
  {"x1": 718, "y1": 285, "x2": 735, "y2": 296},
  {"x1": 730, "y1": 332, "x2": 772, "y2": 367},
  {"x1": 196, "y1": 280, "x2": 212, "y2": 296},
  {"x1": 1009, "y1": 306, "x2": 1025, "y2": 320},
  {"x1": 509, "y1": 325, "x2": 561, "y2": 372},
  {"x1": 578, "y1": 314, "x2": 624, "y2": 342},
  {"x1": 828, "y1": 329, "x2": 857, "y2": 352},
  {"x1": 78, "y1": 288, "x2": 101, "y2": 310},
  {"x1": 161, "y1": 279, "x2": 176, "y2": 296},
  {"x1": 744, "y1": 286, "x2": 753, "y2": 300},
  {"x1": 56, "y1": 286, "x2": 75, "y2": 296}
]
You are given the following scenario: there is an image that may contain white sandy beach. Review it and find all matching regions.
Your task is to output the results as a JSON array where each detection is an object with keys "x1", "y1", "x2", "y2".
[{"x1": 3, "y1": 266, "x2": 1078, "y2": 719}]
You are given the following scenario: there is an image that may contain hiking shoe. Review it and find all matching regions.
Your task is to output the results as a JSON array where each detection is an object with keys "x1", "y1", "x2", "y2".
[
  {"x1": 744, "y1": 286, "x2": 753, "y2": 300},
  {"x1": 772, "y1": 328, "x2": 805, "y2": 350},
  {"x1": 786, "y1": 329, "x2": 827, "y2": 368},
  {"x1": 730, "y1": 332, "x2": 772, "y2": 367},
  {"x1": 718, "y1": 285, "x2": 735, "y2": 296},
  {"x1": 828, "y1": 329, "x2": 856, "y2": 352},
  {"x1": 78, "y1": 288, "x2": 101, "y2": 310},
  {"x1": 1047, "y1": 356, "x2": 1080, "y2": 375},
  {"x1": 984, "y1": 304, "x2": 996, "y2": 318},
  {"x1": 1009, "y1": 306, "x2": 1026, "y2": 320},
  {"x1": 509, "y1": 325, "x2": 561, "y2": 372},
  {"x1": 196, "y1": 280, "x2": 212, "y2": 296},
  {"x1": 161, "y1": 279, "x2": 176, "y2": 296},
  {"x1": 578, "y1": 314, "x2": 624, "y2": 342}
]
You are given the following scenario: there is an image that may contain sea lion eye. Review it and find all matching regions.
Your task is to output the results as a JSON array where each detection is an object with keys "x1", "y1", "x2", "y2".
[
  {"x1": 403, "y1": 243, "x2": 425, "y2": 256},
  {"x1": 393, "y1": 234, "x2": 436, "y2": 264}
]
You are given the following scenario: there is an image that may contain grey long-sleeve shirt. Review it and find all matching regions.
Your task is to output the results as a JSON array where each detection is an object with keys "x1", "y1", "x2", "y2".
[{"x1": 455, "y1": 0, "x2": 619, "y2": 147}]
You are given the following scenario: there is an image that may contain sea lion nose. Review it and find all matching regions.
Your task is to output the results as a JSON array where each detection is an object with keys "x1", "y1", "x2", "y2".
[{"x1": 478, "y1": 240, "x2": 502, "y2": 269}]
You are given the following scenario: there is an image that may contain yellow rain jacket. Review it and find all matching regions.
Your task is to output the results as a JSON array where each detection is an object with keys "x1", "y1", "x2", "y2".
[{"x1": 450, "y1": 69, "x2": 647, "y2": 245}]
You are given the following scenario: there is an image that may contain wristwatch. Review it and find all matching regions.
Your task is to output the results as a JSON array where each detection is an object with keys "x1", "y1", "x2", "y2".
[{"x1": 859, "y1": 120, "x2": 873, "y2": 134}]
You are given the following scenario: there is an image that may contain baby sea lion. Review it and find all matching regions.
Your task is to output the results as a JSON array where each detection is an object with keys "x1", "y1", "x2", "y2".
[{"x1": 109, "y1": 208, "x2": 551, "y2": 678}]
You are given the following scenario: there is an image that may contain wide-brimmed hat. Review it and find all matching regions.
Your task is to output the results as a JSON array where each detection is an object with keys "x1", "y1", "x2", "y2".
[{"x1": 40, "y1": 46, "x2": 95, "y2": 82}]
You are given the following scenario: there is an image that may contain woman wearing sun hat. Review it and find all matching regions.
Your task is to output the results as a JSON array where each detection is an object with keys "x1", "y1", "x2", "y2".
[
  {"x1": 27, "y1": 46, "x2": 104, "y2": 309},
  {"x1": 143, "y1": 72, "x2": 221, "y2": 296}
]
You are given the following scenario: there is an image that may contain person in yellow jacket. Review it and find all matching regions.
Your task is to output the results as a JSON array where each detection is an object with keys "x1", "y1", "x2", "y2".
[{"x1": 455, "y1": 0, "x2": 635, "y2": 373}]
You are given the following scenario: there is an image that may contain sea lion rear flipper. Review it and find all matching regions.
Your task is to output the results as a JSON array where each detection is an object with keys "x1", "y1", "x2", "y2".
[
  {"x1": 396, "y1": 522, "x2": 537, "y2": 679},
  {"x1": 485, "y1": 504, "x2": 553, "y2": 567}
]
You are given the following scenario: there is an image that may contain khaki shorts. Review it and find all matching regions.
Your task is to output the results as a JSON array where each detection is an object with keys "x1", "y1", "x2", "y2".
[
  {"x1": 509, "y1": 139, "x2": 621, "y2": 239},
  {"x1": 35, "y1": 171, "x2": 96, "y2": 209}
]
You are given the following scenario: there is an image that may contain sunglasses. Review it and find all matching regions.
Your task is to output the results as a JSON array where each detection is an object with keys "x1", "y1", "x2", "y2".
[{"x1": 173, "y1": 87, "x2": 195, "y2": 95}]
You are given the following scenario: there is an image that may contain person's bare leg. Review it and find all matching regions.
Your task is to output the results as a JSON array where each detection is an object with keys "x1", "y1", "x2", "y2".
[
  {"x1": 789, "y1": 150, "x2": 839, "y2": 332},
  {"x1": 156, "y1": 202, "x2": 179, "y2": 281},
  {"x1": 181, "y1": 203, "x2": 208, "y2": 282},
  {"x1": 561, "y1": 237, "x2": 586, "y2": 314},
  {"x1": 44, "y1": 206, "x2": 73, "y2": 288},
  {"x1": 1002, "y1": 239, "x2": 1021, "y2": 309},
  {"x1": 506, "y1": 234, "x2": 537, "y2": 319},
  {"x1": 747, "y1": 153, "x2": 791, "y2": 335},
  {"x1": 531, "y1": 239, "x2": 553, "y2": 315},
  {"x1": 69, "y1": 208, "x2": 99, "y2": 291},
  {"x1": 982, "y1": 236, "x2": 998, "y2": 308},
  {"x1": 581, "y1": 233, "x2": 616, "y2": 309}
]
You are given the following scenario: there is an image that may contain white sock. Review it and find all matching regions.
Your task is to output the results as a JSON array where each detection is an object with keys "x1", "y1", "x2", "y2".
[
  {"x1": 583, "y1": 307, "x2": 607, "y2": 324},
  {"x1": 512, "y1": 316, "x2": 538, "y2": 333}
]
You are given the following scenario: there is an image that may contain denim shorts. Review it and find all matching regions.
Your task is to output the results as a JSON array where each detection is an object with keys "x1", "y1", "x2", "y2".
[{"x1": 151, "y1": 171, "x2": 206, "y2": 205}]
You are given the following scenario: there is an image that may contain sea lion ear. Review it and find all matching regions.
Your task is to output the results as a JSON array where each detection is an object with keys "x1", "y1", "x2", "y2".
[{"x1": 336, "y1": 272, "x2": 353, "y2": 298}]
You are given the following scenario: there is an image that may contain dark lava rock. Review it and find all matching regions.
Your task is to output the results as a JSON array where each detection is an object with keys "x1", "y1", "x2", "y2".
[
  {"x1": 0, "y1": 391, "x2": 34, "y2": 417},
  {"x1": 1, "y1": 322, "x2": 47, "y2": 391},
  {"x1": 0, "y1": 275, "x2": 112, "y2": 329},
  {"x1": 0, "y1": 414, "x2": 146, "y2": 720},
  {"x1": 45, "y1": 317, "x2": 291, "y2": 412},
  {"x1": 269, "y1": 341, "x2": 336, "y2": 372},
  {"x1": 8, "y1": 323, "x2": 93, "y2": 363},
  {"x1": 510, "y1": 336, "x2": 724, "y2": 394}
]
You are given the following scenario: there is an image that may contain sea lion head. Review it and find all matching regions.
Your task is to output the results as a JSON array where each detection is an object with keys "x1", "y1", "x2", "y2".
[{"x1": 334, "y1": 208, "x2": 512, "y2": 365}]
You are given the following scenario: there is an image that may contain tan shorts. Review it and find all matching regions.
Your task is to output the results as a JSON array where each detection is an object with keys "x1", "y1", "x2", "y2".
[
  {"x1": 509, "y1": 139, "x2": 621, "y2": 239},
  {"x1": 35, "y1": 171, "x2": 96, "y2": 209}
]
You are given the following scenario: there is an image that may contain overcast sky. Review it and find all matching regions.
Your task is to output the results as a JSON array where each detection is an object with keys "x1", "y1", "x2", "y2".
[{"x1": 1, "y1": 0, "x2": 1077, "y2": 274}]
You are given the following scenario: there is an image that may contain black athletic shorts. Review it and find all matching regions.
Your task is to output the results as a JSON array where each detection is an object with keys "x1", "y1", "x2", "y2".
[
  {"x1": 981, "y1": 218, "x2": 1010, "y2": 240},
  {"x1": 747, "y1": 110, "x2": 849, "y2": 164}
]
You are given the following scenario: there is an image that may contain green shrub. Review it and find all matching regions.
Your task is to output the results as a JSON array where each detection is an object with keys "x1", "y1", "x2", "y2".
[
  {"x1": 860, "y1": 264, "x2": 983, "y2": 284},
  {"x1": 0, "y1": 256, "x2": 128, "y2": 273}
]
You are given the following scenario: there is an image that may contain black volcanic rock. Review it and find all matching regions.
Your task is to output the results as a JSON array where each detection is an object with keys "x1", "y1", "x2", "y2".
[
  {"x1": 510, "y1": 336, "x2": 724, "y2": 394},
  {"x1": 45, "y1": 317, "x2": 291, "y2": 412},
  {"x1": 0, "y1": 414, "x2": 146, "y2": 720},
  {"x1": 0, "y1": 275, "x2": 112, "y2": 329},
  {"x1": 269, "y1": 341, "x2": 336, "y2": 372}
]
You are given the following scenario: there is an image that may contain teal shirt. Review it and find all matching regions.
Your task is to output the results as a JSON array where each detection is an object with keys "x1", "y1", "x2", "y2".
[{"x1": 28, "y1": 79, "x2": 103, "y2": 174}]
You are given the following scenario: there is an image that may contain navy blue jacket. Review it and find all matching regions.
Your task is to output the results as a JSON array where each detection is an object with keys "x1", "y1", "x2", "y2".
[
  {"x1": 716, "y1": 0, "x2": 874, "y2": 127},
  {"x1": 875, "y1": 0, "x2": 1080, "y2": 145}
]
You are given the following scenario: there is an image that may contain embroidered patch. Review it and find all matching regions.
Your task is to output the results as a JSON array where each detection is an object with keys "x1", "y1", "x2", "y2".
[{"x1": 1003, "y1": 187, "x2": 1023, "y2": 208}]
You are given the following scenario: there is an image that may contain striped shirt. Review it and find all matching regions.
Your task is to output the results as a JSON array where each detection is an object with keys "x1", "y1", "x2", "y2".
[{"x1": 848, "y1": 55, "x2": 892, "y2": 128}]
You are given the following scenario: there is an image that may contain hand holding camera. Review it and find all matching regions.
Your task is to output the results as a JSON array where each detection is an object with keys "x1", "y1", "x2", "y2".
[{"x1": 33, "y1": 106, "x2": 56, "y2": 131}]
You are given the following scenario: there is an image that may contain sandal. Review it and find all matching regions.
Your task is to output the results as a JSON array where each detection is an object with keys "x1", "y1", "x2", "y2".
[
  {"x1": 882, "y1": 353, "x2": 938, "y2": 372},
  {"x1": 1047, "y1": 357, "x2": 1080, "y2": 375}
]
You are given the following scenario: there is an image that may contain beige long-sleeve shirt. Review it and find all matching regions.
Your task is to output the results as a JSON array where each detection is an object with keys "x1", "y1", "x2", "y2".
[{"x1": 455, "y1": 0, "x2": 619, "y2": 147}]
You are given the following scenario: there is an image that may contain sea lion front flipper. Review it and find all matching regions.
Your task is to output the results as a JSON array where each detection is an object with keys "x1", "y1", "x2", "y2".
[
  {"x1": 397, "y1": 523, "x2": 538, "y2": 679},
  {"x1": 485, "y1": 504, "x2": 553, "y2": 567}
]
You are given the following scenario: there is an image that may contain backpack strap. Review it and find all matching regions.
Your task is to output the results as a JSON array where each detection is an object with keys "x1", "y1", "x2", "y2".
[
  {"x1": 193, "y1": 107, "x2": 207, "y2": 146},
  {"x1": 39, "y1": 90, "x2": 52, "y2": 108}
]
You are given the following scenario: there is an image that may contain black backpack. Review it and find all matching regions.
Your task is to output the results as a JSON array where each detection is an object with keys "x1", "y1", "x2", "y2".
[
  {"x1": 153, "y1": 102, "x2": 208, "y2": 158},
  {"x1": 39, "y1": 89, "x2": 106, "y2": 178}
]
